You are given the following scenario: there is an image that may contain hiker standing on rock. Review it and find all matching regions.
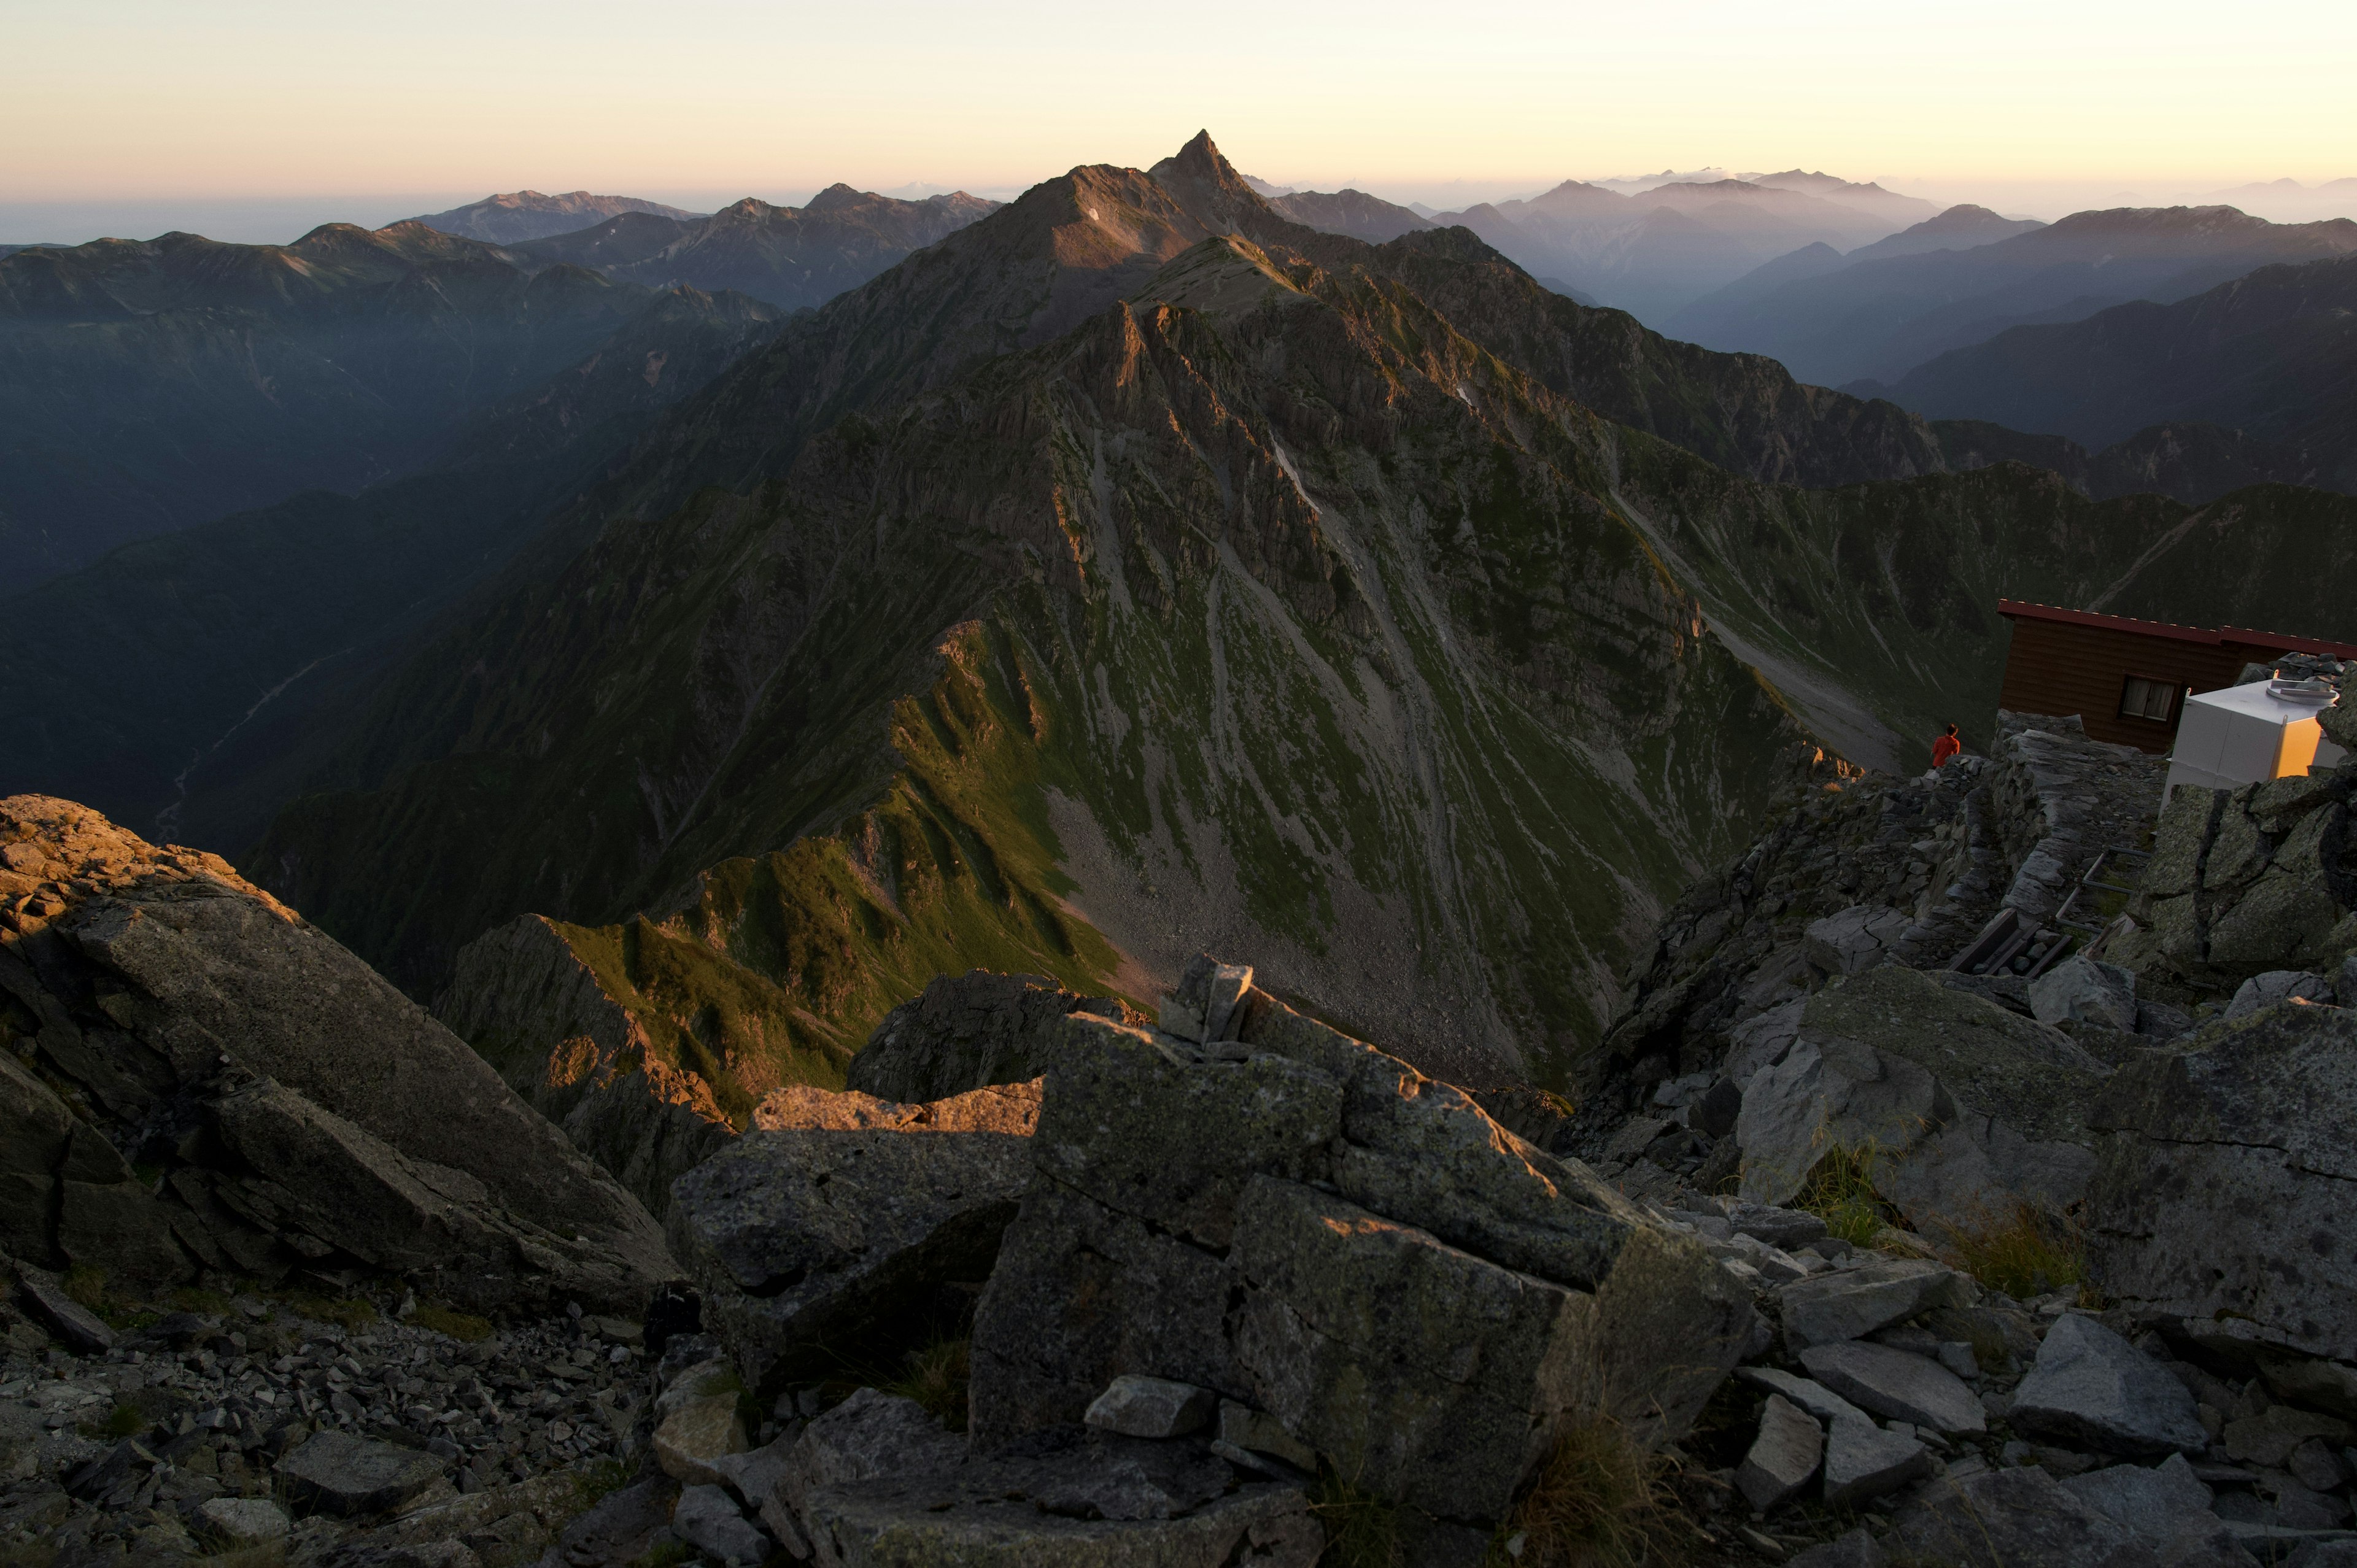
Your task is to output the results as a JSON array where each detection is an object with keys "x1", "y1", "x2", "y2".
[{"x1": 1930, "y1": 724, "x2": 1962, "y2": 768}]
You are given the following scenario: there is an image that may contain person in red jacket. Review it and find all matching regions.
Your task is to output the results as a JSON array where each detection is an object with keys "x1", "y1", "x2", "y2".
[{"x1": 1930, "y1": 723, "x2": 1962, "y2": 768}]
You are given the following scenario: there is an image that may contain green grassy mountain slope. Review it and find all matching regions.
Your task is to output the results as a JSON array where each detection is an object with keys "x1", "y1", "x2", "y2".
[
  {"x1": 0, "y1": 287, "x2": 789, "y2": 851},
  {"x1": 0, "y1": 223, "x2": 654, "y2": 584}
]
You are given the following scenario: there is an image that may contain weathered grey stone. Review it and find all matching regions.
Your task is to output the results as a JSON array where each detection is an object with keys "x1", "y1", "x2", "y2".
[
  {"x1": 970, "y1": 1180, "x2": 1249, "y2": 1445},
  {"x1": 1226, "y1": 1176, "x2": 1594, "y2": 1521},
  {"x1": 2259, "y1": 1356, "x2": 2357, "y2": 1421},
  {"x1": 2029, "y1": 955, "x2": 2139, "y2": 1032},
  {"x1": 1735, "y1": 1036, "x2": 1948, "y2": 1207},
  {"x1": 1086, "y1": 1375, "x2": 1215, "y2": 1439},
  {"x1": 1878, "y1": 1111, "x2": 2100, "y2": 1242},
  {"x1": 654, "y1": 1356, "x2": 740, "y2": 1421},
  {"x1": 656, "y1": 1393, "x2": 749, "y2": 1485},
  {"x1": 1798, "y1": 1340, "x2": 1987, "y2": 1433},
  {"x1": 197, "y1": 1496, "x2": 292, "y2": 1543},
  {"x1": 1726, "y1": 1203, "x2": 1829, "y2": 1251},
  {"x1": 277, "y1": 1430, "x2": 445, "y2": 1516},
  {"x1": 14, "y1": 1266, "x2": 114, "y2": 1353},
  {"x1": 2223, "y1": 1405, "x2": 2351, "y2": 1468},
  {"x1": 850, "y1": 970, "x2": 1139, "y2": 1102},
  {"x1": 2225, "y1": 970, "x2": 2339, "y2": 1019},
  {"x1": 2088, "y1": 1003, "x2": 2357, "y2": 1363},
  {"x1": 780, "y1": 1390, "x2": 1321, "y2": 1567},
  {"x1": 709, "y1": 1432, "x2": 796, "y2": 1510},
  {"x1": 1217, "y1": 1401, "x2": 1317, "y2": 1471},
  {"x1": 1788, "y1": 1527, "x2": 1887, "y2": 1568},
  {"x1": 1030, "y1": 1016, "x2": 1343, "y2": 1247},
  {"x1": 2011, "y1": 1314, "x2": 2207, "y2": 1456},
  {"x1": 1722, "y1": 999, "x2": 1806, "y2": 1088},
  {"x1": 1737, "y1": 1393, "x2": 1823, "y2": 1511},
  {"x1": 1892, "y1": 1466, "x2": 2158, "y2": 1567},
  {"x1": 0, "y1": 797, "x2": 675, "y2": 1314},
  {"x1": 1736, "y1": 1367, "x2": 1869, "y2": 1426},
  {"x1": 1805, "y1": 905, "x2": 1912, "y2": 976},
  {"x1": 1764, "y1": 968, "x2": 2109, "y2": 1222},
  {"x1": 670, "y1": 1125, "x2": 1031, "y2": 1394},
  {"x1": 672, "y1": 1484, "x2": 771, "y2": 1568},
  {"x1": 2061, "y1": 1453, "x2": 2216, "y2": 1540},
  {"x1": 1777, "y1": 1257, "x2": 1970, "y2": 1350},
  {"x1": 1821, "y1": 1414, "x2": 1931, "y2": 1507},
  {"x1": 2339, "y1": 955, "x2": 2357, "y2": 1009}
]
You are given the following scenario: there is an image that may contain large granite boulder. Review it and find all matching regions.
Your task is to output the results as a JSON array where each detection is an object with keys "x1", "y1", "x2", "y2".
[
  {"x1": 2088, "y1": 1001, "x2": 2357, "y2": 1363},
  {"x1": 967, "y1": 978, "x2": 1753, "y2": 1528},
  {"x1": 848, "y1": 970, "x2": 1145, "y2": 1103},
  {"x1": 670, "y1": 1108, "x2": 1035, "y2": 1394},
  {"x1": 1735, "y1": 965, "x2": 2107, "y2": 1233},
  {"x1": 0, "y1": 795, "x2": 673, "y2": 1312}
]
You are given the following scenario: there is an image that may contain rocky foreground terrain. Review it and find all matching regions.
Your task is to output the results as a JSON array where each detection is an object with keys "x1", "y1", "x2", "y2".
[{"x1": 2, "y1": 671, "x2": 2355, "y2": 1566}]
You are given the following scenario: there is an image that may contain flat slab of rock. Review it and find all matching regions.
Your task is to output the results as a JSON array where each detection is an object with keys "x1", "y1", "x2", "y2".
[
  {"x1": 2061, "y1": 1454, "x2": 2215, "y2": 1541},
  {"x1": 198, "y1": 1496, "x2": 290, "y2": 1542},
  {"x1": 1736, "y1": 1366, "x2": 1868, "y2": 1426},
  {"x1": 750, "y1": 1080, "x2": 1042, "y2": 1135},
  {"x1": 1891, "y1": 1466, "x2": 2157, "y2": 1566},
  {"x1": 14, "y1": 1269, "x2": 114, "y2": 1354},
  {"x1": 1821, "y1": 1414, "x2": 1930, "y2": 1507},
  {"x1": 1737, "y1": 1393, "x2": 1823, "y2": 1512},
  {"x1": 1798, "y1": 1340, "x2": 1986, "y2": 1434},
  {"x1": 848, "y1": 970, "x2": 1139, "y2": 1102},
  {"x1": 656, "y1": 1392, "x2": 749, "y2": 1485},
  {"x1": 670, "y1": 1125, "x2": 1032, "y2": 1393},
  {"x1": 1778, "y1": 1257, "x2": 1968, "y2": 1350},
  {"x1": 2010, "y1": 1313, "x2": 2206, "y2": 1456},
  {"x1": 778, "y1": 1389, "x2": 1321, "y2": 1567},
  {"x1": 277, "y1": 1430, "x2": 444, "y2": 1516}
]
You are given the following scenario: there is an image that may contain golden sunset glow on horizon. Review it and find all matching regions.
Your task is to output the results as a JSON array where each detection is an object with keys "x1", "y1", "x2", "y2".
[{"x1": 6, "y1": 0, "x2": 2355, "y2": 238}]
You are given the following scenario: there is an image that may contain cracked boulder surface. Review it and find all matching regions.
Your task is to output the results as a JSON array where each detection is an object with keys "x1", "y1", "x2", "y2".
[
  {"x1": 955, "y1": 963, "x2": 1754, "y2": 1527},
  {"x1": 2088, "y1": 999, "x2": 2357, "y2": 1362},
  {"x1": 0, "y1": 795, "x2": 673, "y2": 1315}
]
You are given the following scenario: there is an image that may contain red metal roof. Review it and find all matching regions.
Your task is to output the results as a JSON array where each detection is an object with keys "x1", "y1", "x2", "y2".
[{"x1": 1998, "y1": 600, "x2": 2357, "y2": 658}]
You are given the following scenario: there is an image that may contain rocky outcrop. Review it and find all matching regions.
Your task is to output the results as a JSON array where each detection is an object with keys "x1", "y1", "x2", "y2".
[
  {"x1": 1598, "y1": 713, "x2": 2165, "y2": 1101},
  {"x1": 846, "y1": 970, "x2": 1144, "y2": 1103},
  {"x1": 670, "y1": 1113, "x2": 1034, "y2": 1394},
  {"x1": 1733, "y1": 964, "x2": 2110, "y2": 1231},
  {"x1": 0, "y1": 796, "x2": 672, "y2": 1313},
  {"x1": 959, "y1": 960, "x2": 1754, "y2": 1527},
  {"x1": 2110, "y1": 751, "x2": 2356, "y2": 988},
  {"x1": 2087, "y1": 999, "x2": 2357, "y2": 1364}
]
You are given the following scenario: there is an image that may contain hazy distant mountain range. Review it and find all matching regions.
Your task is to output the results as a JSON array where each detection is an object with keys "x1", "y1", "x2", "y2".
[
  {"x1": 1875, "y1": 255, "x2": 2357, "y2": 493},
  {"x1": 402, "y1": 190, "x2": 704, "y2": 244},
  {"x1": 0, "y1": 190, "x2": 996, "y2": 587},
  {"x1": 505, "y1": 185, "x2": 999, "y2": 311},
  {"x1": 1663, "y1": 204, "x2": 2357, "y2": 387}
]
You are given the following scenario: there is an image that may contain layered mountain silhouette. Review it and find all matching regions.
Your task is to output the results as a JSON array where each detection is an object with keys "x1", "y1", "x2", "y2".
[
  {"x1": 1411, "y1": 176, "x2": 1941, "y2": 323},
  {"x1": 1267, "y1": 188, "x2": 1433, "y2": 243},
  {"x1": 0, "y1": 223, "x2": 652, "y2": 584},
  {"x1": 135, "y1": 132, "x2": 2341, "y2": 1098},
  {"x1": 404, "y1": 190, "x2": 703, "y2": 244},
  {"x1": 0, "y1": 285, "x2": 789, "y2": 849},
  {"x1": 509, "y1": 186, "x2": 999, "y2": 311},
  {"x1": 1663, "y1": 204, "x2": 2357, "y2": 387},
  {"x1": 1867, "y1": 255, "x2": 2357, "y2": 496}
]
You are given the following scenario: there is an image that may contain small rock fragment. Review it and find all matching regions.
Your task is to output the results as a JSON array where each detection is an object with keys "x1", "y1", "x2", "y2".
[
  {"x1": 1084, "y1": 1374, "x2": 1215, "y2": 1439},
  {"x1": 198, "y1": 1497, "x2": 292, "y2": 1543},
  {"x1": 1737, "y1": 1394, "x2": 1824, "y2": 1512},
  {"x1": 1798, "y1": 1340, "x2": 1987, "y2": 1434},
  {"x1": 1821, "y1": 1414, "x2": 1931, "y2": 1507}
]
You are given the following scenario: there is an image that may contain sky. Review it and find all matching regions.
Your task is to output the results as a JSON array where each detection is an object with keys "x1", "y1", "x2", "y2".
[{"x1": 6, "y1": 0, "x2": 2356, "y2": 241}]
